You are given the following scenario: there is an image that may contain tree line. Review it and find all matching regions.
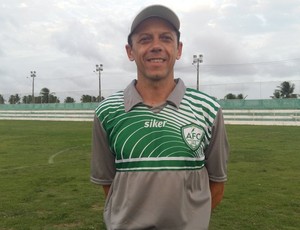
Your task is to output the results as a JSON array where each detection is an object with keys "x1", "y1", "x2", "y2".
[
  {"x1": 0, "y1": 87, "x2": 104, "y2": 104},
  {"x1": 224, "y1": 81, "x2": 298, "y2": 99},
  {"x1": 0, "y1": 81, "x2": 298, "y2": 104}
]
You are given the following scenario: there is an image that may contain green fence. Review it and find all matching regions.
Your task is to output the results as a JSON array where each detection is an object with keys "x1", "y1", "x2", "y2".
[
  {"x1": 0, "y1": 102, "x2": 100, "y2": 111},
  {"x1": 1, "y1": 99, "x2": 299, "y2": 110},
  {"x1": 218, "y1": 98, "x2": 300, "y2": 110}
]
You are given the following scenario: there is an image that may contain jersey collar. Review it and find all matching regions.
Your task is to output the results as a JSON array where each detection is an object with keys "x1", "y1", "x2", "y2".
[{"x1": 124, "y1": 78, "x2": 186, "y2": 112}]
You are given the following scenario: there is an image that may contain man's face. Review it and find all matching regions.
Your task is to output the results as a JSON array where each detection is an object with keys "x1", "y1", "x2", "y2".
[{"x1": 126, "y1": 18, "x2": 183, "y2": 82}]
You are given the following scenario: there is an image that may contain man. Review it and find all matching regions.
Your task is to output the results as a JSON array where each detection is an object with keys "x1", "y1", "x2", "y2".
[{"x1": 91, "y1": 5, "x2": 229, "y2": 230}]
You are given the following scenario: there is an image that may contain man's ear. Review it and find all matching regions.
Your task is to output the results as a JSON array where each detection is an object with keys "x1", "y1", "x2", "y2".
[
  {"x1": 176, "y1": 42, "x2": 183, "y2": 60},
  {"x1": 125, "y1": 44, "x2": 135, "y2": 61}
]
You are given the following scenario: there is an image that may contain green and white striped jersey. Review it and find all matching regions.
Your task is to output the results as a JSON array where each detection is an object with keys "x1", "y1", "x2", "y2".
[{"x1": 95, "y1": 83, "x2": 220, "y2": 172}]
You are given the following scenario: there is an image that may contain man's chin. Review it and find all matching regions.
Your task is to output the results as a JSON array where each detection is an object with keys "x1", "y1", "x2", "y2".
[{"x1": 145, "y1": 73, "x2": 167, "y2": 81}]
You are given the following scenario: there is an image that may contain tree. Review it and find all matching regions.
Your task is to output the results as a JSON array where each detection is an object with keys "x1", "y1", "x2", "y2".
[
  {"x1": 272, "y1": 81, "x2": 298, "y2": 98},
  {"x1": 40, "y1": 87, "x2": 50, "y2": 103},
  {"x1": 35, "y1": 96, "x2": 42, "y2": 104},
  {"x1": 237, "y1": 94, "x2": 244, "y2": 99},
  {"x1": 64, "y1": 97, "x2": 75, "y2": 103},
  {"x1": 224, "y1": 93, "x2": 236, "y2": 99},
  {"x1": 22, "y1": 95, "x2": 32, "y2": 104},
  {"x1": 48, "y1": 94, "x2": 60, "y2": 103},
  {"x1": 22, "y1": 95, "x2": 42, "y2": 104},
  {"x1": 0, "y1": 94, "x2": 5, "y2": 104},
  {"x1": 80, "y1": 95, "x2": 97, "y2": 103},
  {"x1": 224, "y1": 93, "x2": 245, "y2": 99},
  {"x1": 96, "y1": 95, "x2": 105, "y2": 102},
  {"x1": 39, "y1": 88, "x2": 60, "y2": 103},
  {"x1": 9, "y1": 94, "x2": 21, "y2": 104}
]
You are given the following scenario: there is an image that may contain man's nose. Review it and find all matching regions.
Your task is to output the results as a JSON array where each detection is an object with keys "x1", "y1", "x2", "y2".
[{"x1": 150, "y1": 38, "x2": 163, "y2": 53}]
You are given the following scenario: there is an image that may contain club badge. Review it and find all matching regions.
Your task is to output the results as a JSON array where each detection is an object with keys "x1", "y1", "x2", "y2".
[{"x1": 181, "y1": 124, "x2": 204, "y2": 151}]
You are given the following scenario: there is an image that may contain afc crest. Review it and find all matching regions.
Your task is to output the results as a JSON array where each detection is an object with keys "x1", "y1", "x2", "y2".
[{"x1": 181, "y1": 124, "x2": 204, "y2": 151}]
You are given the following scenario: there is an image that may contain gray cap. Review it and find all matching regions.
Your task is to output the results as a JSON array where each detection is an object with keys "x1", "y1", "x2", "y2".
[{"x1": 130, "y1": 5, "x2": 180, "y2": 35}]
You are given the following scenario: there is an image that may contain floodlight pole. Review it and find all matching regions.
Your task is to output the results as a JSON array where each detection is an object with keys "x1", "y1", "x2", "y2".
[
  {"x1": 30, "y1": 71, "x2": 36, "y2": 103},
  {"x1": 95, "y1": 64, "x2": 103, "y2": 102},
  {"x1": 192, "y1": 54, "x2": 203, "y2": 90}
]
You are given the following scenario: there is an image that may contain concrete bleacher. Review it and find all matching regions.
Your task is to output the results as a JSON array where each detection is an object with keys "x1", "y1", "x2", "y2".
[
  {"x1": 0, "y1": 99, "x2": 299, "y2": 126},
  {"x1": 218, "y1": 98, "x2": 300, "y2": 126},
  {"x1": 0, "y1": 110, "x2": 94, "y2": 121},
  {"x1": 0, "y1": 103, "x2": 98, "y2": 122},
  {"x1": 222, "y1": 109, "x2": 300, "y2": 126}
]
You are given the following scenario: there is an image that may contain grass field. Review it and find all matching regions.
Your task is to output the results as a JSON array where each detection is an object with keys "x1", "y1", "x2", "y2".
[{"x1": 0, "y1": 120, "x2": 299, "y2": 230}]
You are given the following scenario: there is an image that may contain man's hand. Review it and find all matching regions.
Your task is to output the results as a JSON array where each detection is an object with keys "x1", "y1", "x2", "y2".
[
  {"x1": 209, "y1": 181, "x2": 225, "y2": 210},
  {"x1": 103, "y1": 185, "x2": 111, "y2": 198}
]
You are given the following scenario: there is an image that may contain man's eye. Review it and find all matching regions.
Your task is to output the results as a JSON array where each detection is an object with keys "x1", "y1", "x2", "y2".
[
  {"x1": 161, "y1": 36, "x2": 172, "y2": 41},
  {"x1": 139, "y1": 37, "x2": 151, "y2": 43}
]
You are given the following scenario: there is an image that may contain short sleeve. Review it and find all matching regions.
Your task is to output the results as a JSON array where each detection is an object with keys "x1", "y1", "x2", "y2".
[
  {"x1": 204, "y1": 108, "x2": 229, "y2": 182},
  {"x1": 90, "y1": 114, "x2": 116, "y2": 185}
]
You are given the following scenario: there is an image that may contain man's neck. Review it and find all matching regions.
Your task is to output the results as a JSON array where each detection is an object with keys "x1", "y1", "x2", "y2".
[{"x1": 135, "y1": 78, "x2": 176, "y2": 107}]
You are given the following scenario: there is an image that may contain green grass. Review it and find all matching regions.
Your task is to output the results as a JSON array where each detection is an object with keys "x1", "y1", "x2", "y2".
[
  {"x1": 0, "y1": 120, "x2": 105, "y2": 230},
  {"x1": 210, "y1": 125, "x2": 300, "y2": 230},
  {"x1": 0, "y1": 121, "x2": 299, "y2": 229}
]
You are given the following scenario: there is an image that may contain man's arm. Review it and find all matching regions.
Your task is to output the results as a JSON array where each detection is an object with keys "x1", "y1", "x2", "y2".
[
  {"x1": 91, "y1": 115, "x2": 116, "y2": 189},
  {"x1": 209, "y1": 180, "x2": 225, "y2": 210},
  {"x1": 205, "y1": 108, "x2": 229, "y2": 209}
]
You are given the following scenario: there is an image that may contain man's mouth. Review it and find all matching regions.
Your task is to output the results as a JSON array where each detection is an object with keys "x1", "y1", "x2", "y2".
[{"x1": 147, "y1": 58, "x2": 166, "y2": 63}]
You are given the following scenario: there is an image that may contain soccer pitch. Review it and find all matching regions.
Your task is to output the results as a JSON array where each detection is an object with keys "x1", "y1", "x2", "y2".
[{"x1": 0, "y1": 120, "x2": 299, "y2": 229}]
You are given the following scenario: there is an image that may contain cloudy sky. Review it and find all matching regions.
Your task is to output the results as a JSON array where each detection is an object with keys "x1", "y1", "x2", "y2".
[{"x1": 0, "y1": 0, "x2": 300, "y2": 101}]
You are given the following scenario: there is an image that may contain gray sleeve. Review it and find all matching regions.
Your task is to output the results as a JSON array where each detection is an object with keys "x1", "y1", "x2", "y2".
[
  {"x1": 204, "y1": 108, "x2": 229, "y2": 182},
  {"x1": 90, "y1": 114, "x2": 116, "y2": 185}
]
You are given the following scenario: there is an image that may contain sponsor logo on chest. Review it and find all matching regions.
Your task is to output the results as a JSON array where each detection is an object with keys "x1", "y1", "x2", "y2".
[{"x1": 144, "y1": 119, "x2": 167, "y2": 128}]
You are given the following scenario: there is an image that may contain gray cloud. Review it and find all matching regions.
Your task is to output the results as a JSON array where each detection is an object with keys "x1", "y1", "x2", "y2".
[
  {"x1": 52, "y1": 20, "x2": 103, "y2": 61},
  {"x1": 0, "y1": 0, "x2": 299, "y2": 100}
]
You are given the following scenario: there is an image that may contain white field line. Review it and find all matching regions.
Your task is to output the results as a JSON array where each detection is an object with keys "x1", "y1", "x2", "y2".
[
  {"x1": 0, "y1": 145, "x2": 89, "y2": 172},
  {"x1": 48, "y1": 146, "x2": 83, "y2": 164},
  {"x1": 0, "y1": 165, "x2": 34, "y2": 172}
]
